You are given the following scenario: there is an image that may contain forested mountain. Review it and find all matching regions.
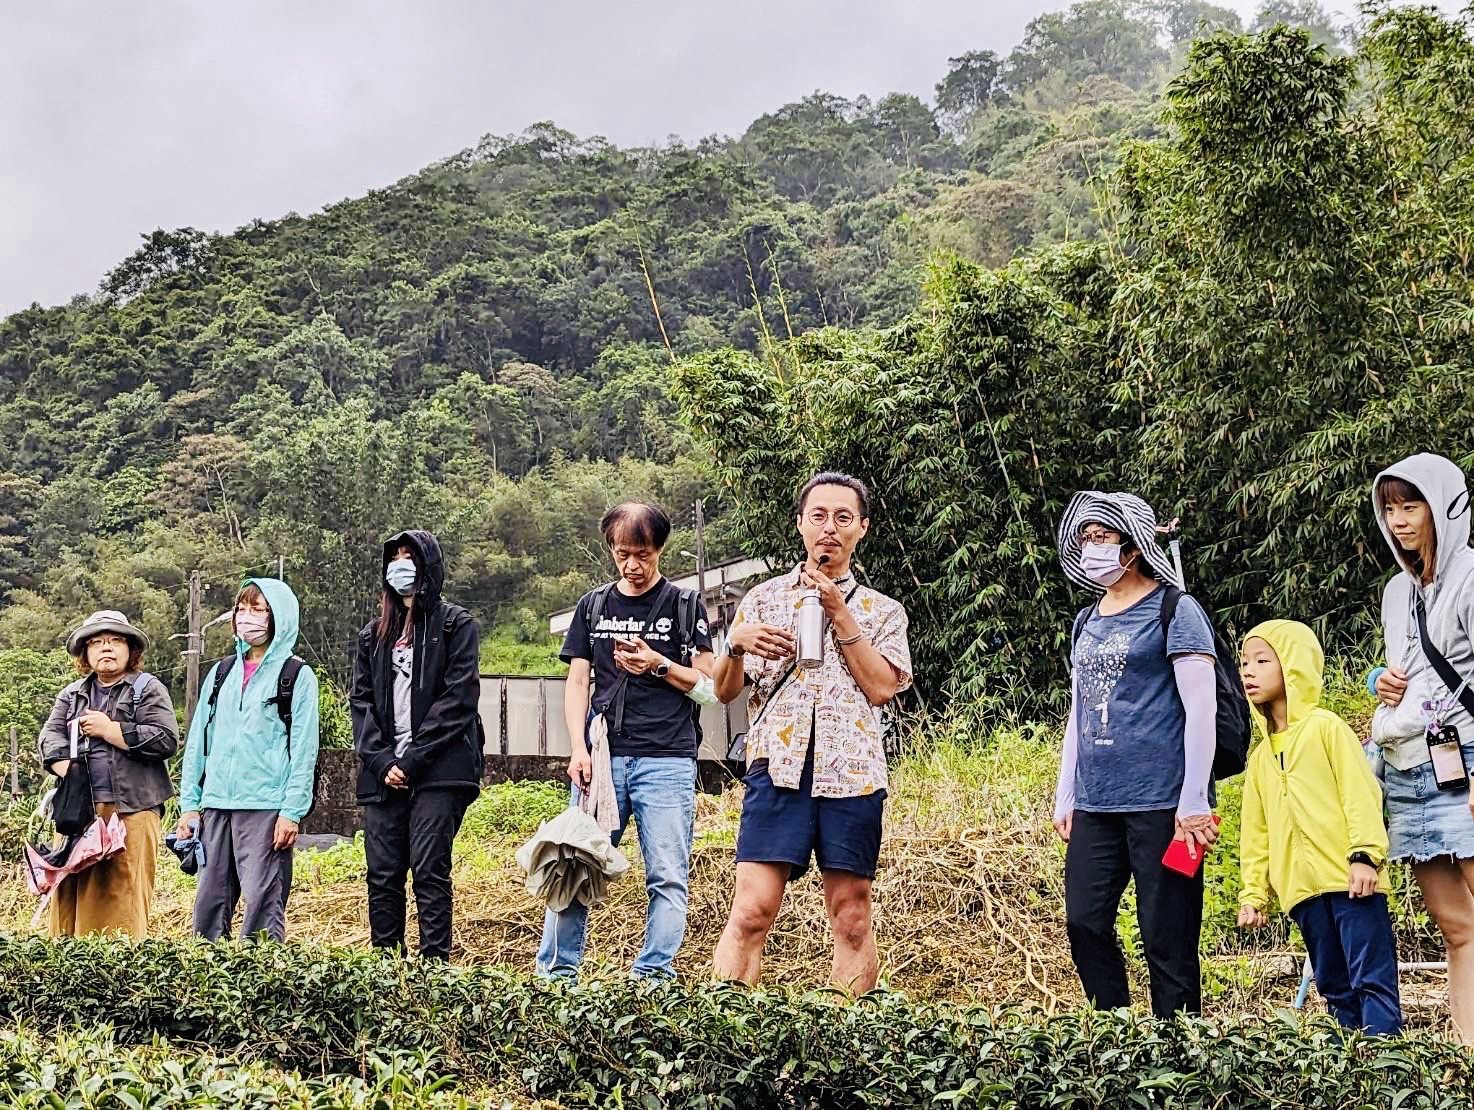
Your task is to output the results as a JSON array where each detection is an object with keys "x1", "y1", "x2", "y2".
[{"x1": 0, "y1": 1, "x2": 1347, "y2": 695}]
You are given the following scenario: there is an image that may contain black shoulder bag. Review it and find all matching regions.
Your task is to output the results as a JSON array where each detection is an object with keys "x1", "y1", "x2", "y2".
[
  {"x1": 52, "y1": 716, "x2": 95, "y2": 836},
  {"x1": 1413, "y1": 593, "x2": 1474, "y2": 792}
]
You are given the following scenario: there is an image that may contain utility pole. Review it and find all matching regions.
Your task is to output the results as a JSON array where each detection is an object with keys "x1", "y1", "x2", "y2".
[
  {"x1": 694, "y1": 499, "x2": 707, "y2": 603},
  {"x1": 276, "y1": 554, "x2": 285, "y2": 581},
  {"x1": 185, "y1": 571, "x2": 202, "y2": 725}
]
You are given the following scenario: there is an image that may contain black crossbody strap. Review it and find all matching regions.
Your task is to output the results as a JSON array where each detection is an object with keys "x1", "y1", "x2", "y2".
[
  {"x1": 749, "y1": 582, "x2": 861, "y2": 731},
  {"x1": 1415, "y1": 593, "x2": 1474, "y2": 721}
]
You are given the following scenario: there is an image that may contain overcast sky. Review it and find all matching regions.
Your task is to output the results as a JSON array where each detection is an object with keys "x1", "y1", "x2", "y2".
[{"x1": 1, "y1": 0, "x2": 1462, "y2": 317}]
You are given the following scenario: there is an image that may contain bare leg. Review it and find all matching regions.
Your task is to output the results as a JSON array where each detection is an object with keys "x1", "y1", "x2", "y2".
[
  {"x1": 823, "y1": 871, "x2": 877, "y2": 995},
  {"x1": 1412, "y1": 857, "x2": 1474, "y2": 1045},
  {"x1": 713, "y1": 862, "x2": 787, "y2": 985}
]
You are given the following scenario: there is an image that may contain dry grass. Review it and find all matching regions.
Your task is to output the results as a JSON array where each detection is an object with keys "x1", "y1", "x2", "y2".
[{"x1": 0, "y1": 727, "x2": 1457, "y2": 1032}]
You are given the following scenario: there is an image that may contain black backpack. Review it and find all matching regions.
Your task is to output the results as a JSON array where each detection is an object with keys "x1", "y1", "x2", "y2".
[
  {"x1": 1071, "y1": 585, "x2": 1250, "y2": 781},
  {"x1": 587, "y1": 581, "x2": 705, "y2": 747},
  {"x1": 204, "y1": 655, "x2": 320, "y2": 818}
]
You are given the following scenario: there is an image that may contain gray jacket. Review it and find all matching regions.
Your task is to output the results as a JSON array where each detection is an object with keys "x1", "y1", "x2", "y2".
[
  {"x1": 1371, "y1": 454, "x2": 1474, "y2": 771},
  {"x1": 37, "y1": 671, "x2": 179, "y2": 814}
]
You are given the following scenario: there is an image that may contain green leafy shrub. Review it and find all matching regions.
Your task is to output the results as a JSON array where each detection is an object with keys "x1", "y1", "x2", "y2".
[
  {"x1": 317, "y1": 676, "x2": 354, "y2": 749},
  {"x1": 457, "y1": 780, "x2": 567, "y2": 840},
  {"x1": 0, "y1": 938, "x2": 1469, "y2": 1107},
  {"x1": 0, "y1": 1025, "x2": 465, "y2": 1107}
]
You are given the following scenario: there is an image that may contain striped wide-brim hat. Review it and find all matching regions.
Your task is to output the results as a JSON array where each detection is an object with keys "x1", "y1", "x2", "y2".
[{"x1": 1057, "y1": 490, "x2": 1183, "y2": 593}]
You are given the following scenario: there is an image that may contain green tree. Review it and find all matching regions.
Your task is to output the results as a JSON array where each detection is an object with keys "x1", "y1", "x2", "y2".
[
  {"x1": 935, "y1": 50, "x2": 1004, "y2": 129},
  {"x1": 1003, "y1": 1, "x2": 1169, "y2": 100}
]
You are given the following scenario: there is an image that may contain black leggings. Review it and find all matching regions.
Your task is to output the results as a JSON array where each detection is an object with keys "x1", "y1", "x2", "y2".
[{"x1": 1064, "y1": 808, "x2": 1204, "y2": 1017}]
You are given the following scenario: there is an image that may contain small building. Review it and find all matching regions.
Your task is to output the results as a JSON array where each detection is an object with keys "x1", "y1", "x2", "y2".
[{"x1": 481, "y1": 556, "x2": 774, "y2": 765}]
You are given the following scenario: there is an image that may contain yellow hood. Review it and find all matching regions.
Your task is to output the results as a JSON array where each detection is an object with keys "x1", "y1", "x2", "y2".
[{"x1": 1243, "y1": 619, "x2": 1323, "y2": 739}]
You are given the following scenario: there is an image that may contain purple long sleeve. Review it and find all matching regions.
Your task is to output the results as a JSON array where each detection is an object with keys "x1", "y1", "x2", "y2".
[
  {"x1": 1173, "y1": 654, "x2": 1217, "y2": 818},
  {"x1": 1053, "y1": 674, "x2": 1080, "y2": 822}
]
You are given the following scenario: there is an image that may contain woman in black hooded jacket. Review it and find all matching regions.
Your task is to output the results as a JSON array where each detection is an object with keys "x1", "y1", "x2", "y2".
[{"x1": 351, "y1": 529, "x2": 483, "y2": 959}]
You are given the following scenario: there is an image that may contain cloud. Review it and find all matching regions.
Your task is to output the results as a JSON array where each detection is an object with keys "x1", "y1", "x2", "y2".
[{"x1": 1, "y1": 0, "x2": 1464, "y2": 316}]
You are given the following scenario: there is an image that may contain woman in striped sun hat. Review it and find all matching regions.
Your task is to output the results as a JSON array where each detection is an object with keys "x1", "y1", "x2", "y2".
[{"x1": 1051, "y1": 490, "x2": 1220, "y2": 1017}]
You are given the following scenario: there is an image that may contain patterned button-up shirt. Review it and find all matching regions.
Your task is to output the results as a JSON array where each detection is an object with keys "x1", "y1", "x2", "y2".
[{"x1": 734, "y1": 565, "x2": 912, "y2": 798}]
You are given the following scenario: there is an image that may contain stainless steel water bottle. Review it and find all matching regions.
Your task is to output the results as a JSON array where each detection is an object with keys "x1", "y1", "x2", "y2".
[{"x1": 796, "y1": 589, "x2": 824, "y2": 669}]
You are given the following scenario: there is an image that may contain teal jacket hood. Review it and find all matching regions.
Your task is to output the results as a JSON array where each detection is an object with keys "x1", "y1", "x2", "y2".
[
  {"x1": 234, "y1": 576, "x2": 301, "y2": 690},
  {"x1": 179, "y1": 577, "x2": 320, "y2": 822}
]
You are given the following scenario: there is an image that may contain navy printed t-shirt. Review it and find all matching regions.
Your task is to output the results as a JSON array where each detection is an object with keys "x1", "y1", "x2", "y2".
[
  {"x1": 561, "y1": 578, "x2": 712, "y2": 758},
  {"x1": 1071, "y1": 586, "x2": 1215, "y2": 812}
]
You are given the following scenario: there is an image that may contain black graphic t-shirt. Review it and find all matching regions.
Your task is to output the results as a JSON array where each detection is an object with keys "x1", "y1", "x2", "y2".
[{"x1": 561, "y1": 578, "x2": 713, "y2": 758}]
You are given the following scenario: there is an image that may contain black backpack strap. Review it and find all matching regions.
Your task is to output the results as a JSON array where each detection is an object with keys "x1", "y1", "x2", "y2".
[
  {"x1": 675, "y1": 586, "x2": 707, "y2": 664},
  {"x1": 586, "y1": 583, "x2": 617, "y2": 665},
  {"x1": 268, "y1": 656, "x2": 306, "y2": 758},
  {"x1": 203, "y1": 657, "x2": 236, "y2": 760},
  {"x1": 677, "y1": 587, "x2": 695, "y2": 663},
  {"x1": 1157, "y1": 584, "x2": 1183, "y2": 649},
  {"x1": 584, "y1": 582, "x2": 624, "y2": 731},
  {"x1": 1415, "y1": 593, "x2": 1474, "y2": 721},
  {"x1": 1070, "y1": 605, "x2": 1092, "y2": 651}
]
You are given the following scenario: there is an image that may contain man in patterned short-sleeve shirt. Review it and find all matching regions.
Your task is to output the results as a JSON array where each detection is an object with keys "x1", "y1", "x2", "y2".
[{"x1": 711, "y1": 471, "x2": 911, "y2": 993}]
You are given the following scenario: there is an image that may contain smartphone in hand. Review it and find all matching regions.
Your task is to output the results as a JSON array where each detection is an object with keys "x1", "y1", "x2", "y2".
[{"x1": 1162, "y1": 815, "x2": 1221, "y2": 877}]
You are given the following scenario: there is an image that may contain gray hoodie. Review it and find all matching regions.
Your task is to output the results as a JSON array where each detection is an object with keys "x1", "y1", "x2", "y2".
[{"x1": 1370, "y1": 453, "x2": 1474, "y2": 770}]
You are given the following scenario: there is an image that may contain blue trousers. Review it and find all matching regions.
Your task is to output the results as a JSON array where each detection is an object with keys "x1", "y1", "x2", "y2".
[
  {"x1": 1289, "y1": 892, "x2": 1403, "y2": 1035},
  {"x1": 535, "y1": 755, "x2": 696, "y2": 979}
]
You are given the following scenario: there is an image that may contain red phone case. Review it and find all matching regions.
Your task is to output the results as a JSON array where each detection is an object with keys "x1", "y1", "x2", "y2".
[{"x1": 1162, "y1": 815, "x2": 1221, "y2": 877}]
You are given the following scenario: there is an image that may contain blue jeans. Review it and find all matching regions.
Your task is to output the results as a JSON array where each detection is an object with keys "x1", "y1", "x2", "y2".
[{"x1": 535, "y1": 755, "x2": 696, "y2": 979}]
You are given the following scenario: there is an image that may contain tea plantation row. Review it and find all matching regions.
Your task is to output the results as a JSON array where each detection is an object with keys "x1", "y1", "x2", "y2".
[{"x1": 0, "y1": 938, "x2": 1466, "y2": 1107}]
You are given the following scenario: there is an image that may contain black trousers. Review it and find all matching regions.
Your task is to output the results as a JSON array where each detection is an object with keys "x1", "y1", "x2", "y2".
[
  {"x1": 363, "y1": 787, "x2": 473, "y2": 960},
  {"x1": 1064, "y1": 808, "x2": 1204, "y2": 1018}
]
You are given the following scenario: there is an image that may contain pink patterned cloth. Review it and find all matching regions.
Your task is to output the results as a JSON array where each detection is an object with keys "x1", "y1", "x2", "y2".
[{"x1": 23, "y1": 812, "x2": 128, "y2": 897}]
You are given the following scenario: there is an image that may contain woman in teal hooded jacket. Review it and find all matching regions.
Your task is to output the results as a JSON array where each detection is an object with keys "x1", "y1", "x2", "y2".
[{"x1": 177, "y1": 578, "x2": 319, "y2": 941}]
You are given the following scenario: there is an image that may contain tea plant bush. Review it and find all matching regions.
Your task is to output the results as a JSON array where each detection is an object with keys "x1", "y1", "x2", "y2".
[
  {"x1": 0, "y1": 1026, "x2": 467, "y2": 1108},
  {"x1": 0, "y1": 937, "x2": 1469, "y2": 1108}
]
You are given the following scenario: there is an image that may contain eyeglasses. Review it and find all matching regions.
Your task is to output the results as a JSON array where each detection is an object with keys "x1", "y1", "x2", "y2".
[
  {"x1": 88, "y1": 635, "x2": 129, "y2": 648},
  {"x1": 804, "y1": 509, "x2": 858, "y2": 528},
  {"x1": 1078, "y1": 528, "x2": 1123, "y2": 545}
]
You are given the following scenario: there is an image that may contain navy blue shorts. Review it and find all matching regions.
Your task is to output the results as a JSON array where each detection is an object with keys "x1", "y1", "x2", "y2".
[{"x1": 734, "y1": 755, "x2": 886, "y2": 881}]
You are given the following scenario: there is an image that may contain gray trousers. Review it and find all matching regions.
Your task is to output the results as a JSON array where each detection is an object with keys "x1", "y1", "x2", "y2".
[{"x1": 192, "y1": 808, "x2": 293, "y2": 942}]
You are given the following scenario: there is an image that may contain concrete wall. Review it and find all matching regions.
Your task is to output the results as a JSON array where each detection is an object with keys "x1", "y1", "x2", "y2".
[
  {"x1": 478, "y1": 675, "x2": 747, "y2": 762},
  {"x1": 300, "y1": 680, "x2": 751, "y2": 835}
]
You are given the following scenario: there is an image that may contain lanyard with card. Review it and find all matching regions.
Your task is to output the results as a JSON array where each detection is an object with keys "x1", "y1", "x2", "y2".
[{"x1": 1414, "y1": 592, "x2": 1474, "y2": 792}]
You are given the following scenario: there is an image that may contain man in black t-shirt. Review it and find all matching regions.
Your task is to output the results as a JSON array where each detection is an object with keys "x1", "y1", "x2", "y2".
[{"x1": 534, "y1": 502, "x2": 715, "y2": 979}]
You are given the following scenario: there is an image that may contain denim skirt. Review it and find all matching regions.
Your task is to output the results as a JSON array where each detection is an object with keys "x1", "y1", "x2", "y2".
[{"x1": 1381, "y1": 741, "x2": 1474, "y2": 862}]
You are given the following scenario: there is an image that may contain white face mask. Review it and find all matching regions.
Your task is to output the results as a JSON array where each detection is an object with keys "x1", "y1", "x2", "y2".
[
  {"x1": 1080, "y1": 542, "x2": 1128, "y2": 588},
  {"x1": 385, "y1": 557, "x2": 418, "y2": 596}
]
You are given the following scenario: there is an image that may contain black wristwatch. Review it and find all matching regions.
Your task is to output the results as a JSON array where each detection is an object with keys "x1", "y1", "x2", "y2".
[
  {"x1": 1349, "y1": 852, "x2": 1379, "y2": 870},
  {"x1": 653, "y1": 658, "x2": 671, "y2": 679}
]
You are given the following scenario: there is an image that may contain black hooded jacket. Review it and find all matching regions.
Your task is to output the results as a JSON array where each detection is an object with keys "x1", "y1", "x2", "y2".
[{"x1": 351, "y1": 529, "x2": 484, "y2": 803}]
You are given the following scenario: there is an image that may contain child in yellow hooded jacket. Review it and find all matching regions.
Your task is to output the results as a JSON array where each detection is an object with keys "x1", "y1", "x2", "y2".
[{"x1": 1237, "y1": 620, "x2": 1402, "y2": 1034}]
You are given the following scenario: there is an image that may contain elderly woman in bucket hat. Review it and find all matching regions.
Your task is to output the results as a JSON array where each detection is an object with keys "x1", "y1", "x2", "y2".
[
  {"x1": 1050, "y1": 491, "x2": 1220, "y2": 1017},
  {"x1": 36, "y1": 610, "x2": 178, "y2": 937}
]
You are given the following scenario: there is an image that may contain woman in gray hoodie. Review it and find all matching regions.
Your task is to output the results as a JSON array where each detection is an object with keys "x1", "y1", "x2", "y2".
[{"x1": 1368, "y1": 452, "x2": 1474, "y2": 1043}]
